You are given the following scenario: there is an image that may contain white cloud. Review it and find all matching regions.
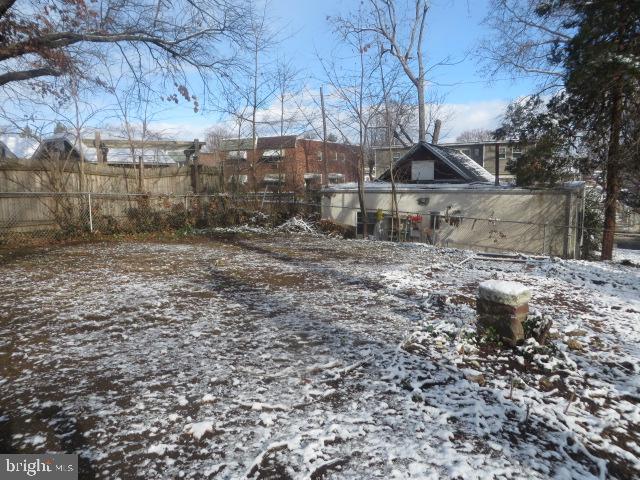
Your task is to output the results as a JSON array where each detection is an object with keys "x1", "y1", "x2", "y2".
[
  {"x1": 145, "y1": 98, "x2": 511, "y2": 144},
  {"x1": 149, "y1": 121, "x2": 210, "y2": 140},
  {"x1": 438, "y1": 99, "x2": 510, "y2": 142}
]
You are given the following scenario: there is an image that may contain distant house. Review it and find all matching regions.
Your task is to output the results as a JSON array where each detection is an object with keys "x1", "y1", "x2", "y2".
[
  {"x1": 373, "y1": 140, "x2": 525, "y2": 180},
  {"x1": 31, "y1": 134, "x2": 201, "y2": 166},
  {"x1": 439, "y1": 140, "x2": 525, "y2": 179},
  {"x1": 211, "y1": 135, "x2": 360, "y2": 192},
  {"x1": 0, "y1": 133, "x2": 39, "y2": 160}
]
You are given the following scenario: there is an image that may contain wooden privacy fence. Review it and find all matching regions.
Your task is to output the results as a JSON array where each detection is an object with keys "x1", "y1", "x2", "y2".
[
  {"x1": 0, "y1": 192, "x2": 304, "y2": 245},
  {"x1": 0, "y1": 160, "x2": 221, "y2": 194}
]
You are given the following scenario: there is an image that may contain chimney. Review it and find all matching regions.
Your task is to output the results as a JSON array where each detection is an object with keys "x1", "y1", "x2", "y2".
[{"x1": 432, "y1": 119, "x2": 442, "y2": 145}]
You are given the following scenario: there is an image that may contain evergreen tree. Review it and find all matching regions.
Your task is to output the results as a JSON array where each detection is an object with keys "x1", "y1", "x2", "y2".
[
  {"x1": 563, "y1": 0, "x2": 640, "y2": 259},
  {"x1": 495, "y1": 0, "x2": 640, "y2": 260}
]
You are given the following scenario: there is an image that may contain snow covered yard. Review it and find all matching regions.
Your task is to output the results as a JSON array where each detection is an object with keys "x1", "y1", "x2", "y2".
[{"x1": 0, "y1": 234, "x2": 639, "y2": 479}]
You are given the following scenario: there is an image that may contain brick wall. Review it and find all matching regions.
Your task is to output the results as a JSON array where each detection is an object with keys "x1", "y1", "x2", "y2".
[{"x1": 216, "y1": 138, "x2": 360, "y2": 192}]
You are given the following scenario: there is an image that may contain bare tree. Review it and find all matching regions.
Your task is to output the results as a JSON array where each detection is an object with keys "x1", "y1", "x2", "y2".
[
  {"x1": 0, "y1": 0, "x2": 245, "y2": 95},
  {"x1": 456, "y1": 128, "x2": 495, "y2": 143},
  {"x1": 378, "y1": 51, "x2": 401, "y2": 240},
  {"x1": 325, "y1": 9, "x2": 389, "y2": 237},
  {"x1": 271, "y1": 57, "x2": 302, "y2": 137},
  {"x1": 101, "y1": 60, "x2": 171, "y2": 192},
  {"x1": 0, "y1": 81, "x2": 103, "y2": 231},
  {"x1": 335, "y1": 0, "x2": 430, "y2": 141},
  {"x1": 478, "y1": 0, "x2": 571, "y2": 92},
  {"x1": 211, "y1": 0, "x2": 280, "y2": 191},
  {"x1": 203, "y1": 125, "x2": 232, "y2": 191},
  {"x1": 204, "y1": 125, "x2": 233, "y2": 156}
]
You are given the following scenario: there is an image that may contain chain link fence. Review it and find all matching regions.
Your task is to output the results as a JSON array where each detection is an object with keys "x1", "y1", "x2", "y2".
[
  {"x1": 0, "y1": 191, "x2": 634, "y2": 259},
  {"x1": 349, "y1": 210, "x2": 582, "y2": 258},
  {"x1": 427, "y1": 214, "x2": 575, "y2": 257}
]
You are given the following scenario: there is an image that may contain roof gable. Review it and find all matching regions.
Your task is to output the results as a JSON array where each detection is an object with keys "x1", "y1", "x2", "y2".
[
  {"x1": 0, "y1": 134, "x2": 39, "y2": 159},
  {"x1": 378, "y1": 142, "x2": 494, "y2": 184}
]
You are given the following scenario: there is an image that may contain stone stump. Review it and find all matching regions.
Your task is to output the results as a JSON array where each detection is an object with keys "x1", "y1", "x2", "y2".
[{"x1": 477, "y1": 280, "x2": 531, "y2": 346}]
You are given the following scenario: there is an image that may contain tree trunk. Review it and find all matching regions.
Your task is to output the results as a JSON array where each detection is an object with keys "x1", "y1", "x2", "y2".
[
  {"x1": 251, "y1": 40, "x2": 259, "y2": 194},
  {"x1": 417, "y1": 76, "x2": 426, "y2": 142},
  {"x1": 357, "y1": 147, "x2": 368, "y2": 237},
  {"x1": 601, "y1": 80, "x2": 624, "y2": 260},
  {"x1": 357, "y1": 45, "x2": 368, "y2": 237}
]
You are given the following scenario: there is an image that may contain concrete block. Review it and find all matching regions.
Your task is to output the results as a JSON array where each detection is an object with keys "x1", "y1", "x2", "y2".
[
  {"x1": 478, "y1": 280, "x2": 531, "y2": 307},
  {"x1": 477, "y1": 280, "x2": 531, "y2": 346}
]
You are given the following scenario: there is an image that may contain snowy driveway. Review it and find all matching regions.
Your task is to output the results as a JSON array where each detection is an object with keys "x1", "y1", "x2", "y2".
[{"x1": 1, "y1": 234, "x2": 639, "y2": 479}]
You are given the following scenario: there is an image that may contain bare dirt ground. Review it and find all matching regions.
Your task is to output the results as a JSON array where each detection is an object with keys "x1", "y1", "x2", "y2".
[{"x1": 0, "y1": 233, "x2": 639, "y2": 479}]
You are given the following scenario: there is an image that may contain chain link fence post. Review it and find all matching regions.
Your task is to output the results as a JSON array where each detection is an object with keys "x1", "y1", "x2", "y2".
[{"x1": 87, "y1": 192, "x2": 93, "y2": 233}]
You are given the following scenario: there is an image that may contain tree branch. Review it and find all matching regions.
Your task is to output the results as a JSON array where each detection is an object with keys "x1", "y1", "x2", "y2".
[
  {"x1": 0, "y1": 66, "x2": 61, "y2": 86},
  {"x1": 0, "y1": 0, "x2": 16, "y2": 20}
]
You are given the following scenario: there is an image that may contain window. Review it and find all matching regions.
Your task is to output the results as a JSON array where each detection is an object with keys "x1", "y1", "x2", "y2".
[
  {"x1": 263, "y1": 173, "x2": 285, "y2": 184},
  {"x1": 304, "y1": 173, "x2": 322, "y2": 188},
  {"x1": 512, "y1": 145, "x2": 522, "y2": 158},
  {"x1": 498, "y1": 146, "x2": 506, "y2": 160},
  {"x1": 328, "y1": 173, "x2": 344, "y2": 184},
  {"x1": 411, "y1": 160, "x2": 435, "y2": 181},
  {"x1": 261, "y1": 149, "x2": 284, "y2": 162},
  {"x1": 392, "y1": 152, "x2": 401, "y2": 161},
  {"x1": 227, "y1": 150, "x2": 247, "y2": 160},
  {"x1": 316, "y1": 151, "x2": 323, "y2": 161},
  {"x1": 228, "y1": 174, "x2": 247, "y2": 184}
]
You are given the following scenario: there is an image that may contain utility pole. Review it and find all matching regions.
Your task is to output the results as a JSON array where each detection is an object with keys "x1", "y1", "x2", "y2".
[
  {"x1": 94, "y1": 131, "x2": 103, "y2": 163},
  {"x1": 320, "y1": 86, "x2": 329, "y2": 187},
  {"x1": 193, "y1": 138, "x2": 201, "y2": 194},
  {"x1": 138, "y1": 154, "x2": 145, "y2": 192},
  {"x1": 494, "y1": 142, "x2": 500, "y2": 187}
]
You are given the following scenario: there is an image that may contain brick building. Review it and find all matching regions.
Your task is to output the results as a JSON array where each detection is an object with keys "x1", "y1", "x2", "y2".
[{"x1": 205, "y1": 135, "x2": 360, "y2": 192}]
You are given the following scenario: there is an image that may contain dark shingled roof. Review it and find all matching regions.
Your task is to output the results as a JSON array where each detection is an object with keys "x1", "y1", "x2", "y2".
[
  {"x1": 257, "y1": 135, "x2": 298, "y2": 149},
  {"x1": 378, "y1": 141, "x2": 494, "y2": 184},
  {"x1": 219, "y1": 136, "x2": 299, "y2": 151}
]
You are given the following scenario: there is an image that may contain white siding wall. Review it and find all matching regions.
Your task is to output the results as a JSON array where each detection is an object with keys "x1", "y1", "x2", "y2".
[{"x1": 321, "y1": 186, "x2": 584, "y2": 258}]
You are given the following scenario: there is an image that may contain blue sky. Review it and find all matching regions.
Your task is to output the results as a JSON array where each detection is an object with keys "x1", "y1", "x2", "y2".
[
  {"x1": 150, "y1": 0, "x2": 540, "y2": 141},
  {"x1": 268, "y1": 0, "x2": 536, "y2": 102}
]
